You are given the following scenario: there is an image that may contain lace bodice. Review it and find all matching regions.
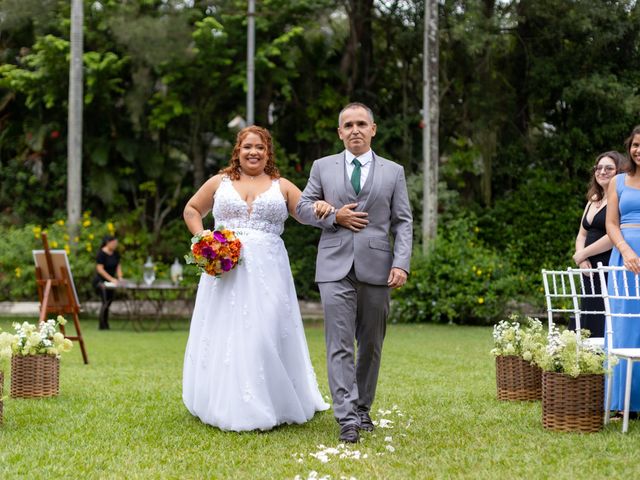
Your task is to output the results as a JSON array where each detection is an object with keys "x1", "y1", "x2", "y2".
[{"x1": 212, "y1": 176, "x2": 289, "y2": 236}]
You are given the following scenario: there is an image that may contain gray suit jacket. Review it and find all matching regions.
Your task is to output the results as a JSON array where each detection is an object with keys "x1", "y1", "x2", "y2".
[{"x1": 296, "y1": 151, "x2": 413, "y2": 285}]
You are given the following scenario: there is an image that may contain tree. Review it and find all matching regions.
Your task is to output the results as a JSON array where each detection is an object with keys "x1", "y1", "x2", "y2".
[
  {"x1": 67, "y1": 0, "x2": 83, "y2": 242},
  {"x1": 422, "y1": 0, "x2": 439, "y2": 251}
]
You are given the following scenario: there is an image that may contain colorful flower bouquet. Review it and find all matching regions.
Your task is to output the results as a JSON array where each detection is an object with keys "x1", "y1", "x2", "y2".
[{"x1": 184, "y1": 227, "x2": 242, "y2": 277}]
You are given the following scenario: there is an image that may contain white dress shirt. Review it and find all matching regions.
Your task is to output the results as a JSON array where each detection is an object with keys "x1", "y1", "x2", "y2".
[{"x1": 345, "y1": 149, "x2": 373, "y2": 190}]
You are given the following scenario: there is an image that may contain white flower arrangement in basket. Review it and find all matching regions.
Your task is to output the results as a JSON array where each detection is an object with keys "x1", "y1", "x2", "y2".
[
  {"x1": 0, "y1": 315, "x2": 73, "y2": 360},
  {"x1": 535, "y1": 325, "x2": 614, "y2": 377},
  {"x1": 491, "y1": 314, "x2": 546, "y2": 362}
]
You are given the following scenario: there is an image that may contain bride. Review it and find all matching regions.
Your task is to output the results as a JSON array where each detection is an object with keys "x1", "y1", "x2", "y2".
[{"x1": 182, "y1": 125, "x2": 329, "y2": 431}]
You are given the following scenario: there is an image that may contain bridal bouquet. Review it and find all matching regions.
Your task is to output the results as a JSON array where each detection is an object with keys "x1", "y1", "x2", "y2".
[{"x1": 185, "y1": 227, "x2": 242, "y2": 277}]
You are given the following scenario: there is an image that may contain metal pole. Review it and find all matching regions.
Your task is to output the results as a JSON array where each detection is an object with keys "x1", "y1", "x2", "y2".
[
  {"x1": 68, "y1": 0, "x2": 83, "y2": 244},
  {"x1": 247, "y1": 0, "x2": 255, "y2": 125}
]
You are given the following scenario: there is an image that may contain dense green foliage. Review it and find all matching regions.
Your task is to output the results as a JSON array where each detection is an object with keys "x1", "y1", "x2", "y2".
[
  {"x1": 0, "y1": 214, "x2": 199, "y2": 302},
  {"x1": 390, "y1": 215, "x2": 525, "y2": 325},
  {"x1": 2, "y1": 1, "x2": 640, "y2": 321}
]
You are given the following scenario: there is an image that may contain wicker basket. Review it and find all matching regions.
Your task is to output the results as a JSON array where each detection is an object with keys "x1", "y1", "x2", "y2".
[
  {"x1": 10, "y1": 354, "x2": 59, "y2": 398},
  {"x1": 542, "y1": 371, "x2": 604, "y2": 433},
  {"x1": 496, "y1": 355, "x2": 542, "y2": 401}
]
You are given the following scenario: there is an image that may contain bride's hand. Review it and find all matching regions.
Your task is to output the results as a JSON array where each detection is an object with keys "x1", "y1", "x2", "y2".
[{"x1": 313, "y1": 201, "x2": 335, "y2": 219}]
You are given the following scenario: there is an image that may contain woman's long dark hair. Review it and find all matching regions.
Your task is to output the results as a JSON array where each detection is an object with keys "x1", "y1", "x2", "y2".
[{"x1": 624, "y1": 125, "x2": 640, "y2": 175}]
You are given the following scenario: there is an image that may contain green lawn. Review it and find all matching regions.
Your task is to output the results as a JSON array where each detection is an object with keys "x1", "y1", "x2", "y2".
[{"x1": 0, "y1": 318, "x2": 638, "y2": 479}]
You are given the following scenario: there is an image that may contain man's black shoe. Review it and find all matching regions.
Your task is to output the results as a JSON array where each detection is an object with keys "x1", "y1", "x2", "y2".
[
  {"x1": 339, "y1": 424, "x2": 360, "y2": 443},
  {"x1": 358, "y1": 411, "x2": 375, "y2": 432}
]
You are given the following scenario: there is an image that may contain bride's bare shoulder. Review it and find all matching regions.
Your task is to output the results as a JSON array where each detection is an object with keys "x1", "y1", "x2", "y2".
[{"x1": 201, "y1": 174, "x2": 224, "y2": 191}]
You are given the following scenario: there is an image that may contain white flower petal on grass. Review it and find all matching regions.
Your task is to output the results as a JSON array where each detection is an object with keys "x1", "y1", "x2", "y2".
[
  {"x1": 310, "y1": 452, "x2": 330, "y2": 463},
  {"x1": 384, "y1": 436, "x2": 392, "y2": 442},
  {"x1": 308, "y1": 443, "x2": 366, "y2": 464},
  {"x1": 385, "y1": 445, "x2": 396, "y2": 453},
  {"x1": 377, "y1": 418, "x2": 394, "y2": 428}
]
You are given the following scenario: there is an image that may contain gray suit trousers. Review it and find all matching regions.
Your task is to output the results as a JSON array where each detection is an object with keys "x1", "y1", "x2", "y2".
[{"x1": 318, "y1": 267, "x2": 390, "y2": 426}]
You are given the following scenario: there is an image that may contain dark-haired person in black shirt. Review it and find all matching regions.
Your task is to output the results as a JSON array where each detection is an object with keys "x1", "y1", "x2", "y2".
[{"x1": 93, "y1": 235, "x2": 123, "y2": 330}]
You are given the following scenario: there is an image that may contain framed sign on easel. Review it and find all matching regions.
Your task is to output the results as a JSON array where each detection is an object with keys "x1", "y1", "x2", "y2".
[{"x1": 33, "y1": 232, "x2": 89, "y2": 364}]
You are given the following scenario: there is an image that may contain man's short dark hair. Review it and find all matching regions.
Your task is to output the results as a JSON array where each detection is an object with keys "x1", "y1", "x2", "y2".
[{"x1": 338, "y1": 102, "x2": 375, "y2": 126}]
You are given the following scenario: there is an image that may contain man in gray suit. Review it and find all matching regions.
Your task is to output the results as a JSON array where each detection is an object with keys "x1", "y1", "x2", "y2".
[{"x1": 296, "y1": 102, "x2": 413, "y2": 443}]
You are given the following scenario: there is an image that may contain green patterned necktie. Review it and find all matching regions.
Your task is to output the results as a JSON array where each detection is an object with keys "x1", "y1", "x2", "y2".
[{"x1": 351, "y1": 158, "x2": 362, "y2": 195}]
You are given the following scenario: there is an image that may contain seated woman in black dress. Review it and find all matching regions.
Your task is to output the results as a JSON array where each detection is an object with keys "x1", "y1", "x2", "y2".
[
  {"x1": 93, "y1": 235, "x2": 123, "y2": 330},
  {"x1": 572, "y1": 151, "x2": 627, "y2": 337}
]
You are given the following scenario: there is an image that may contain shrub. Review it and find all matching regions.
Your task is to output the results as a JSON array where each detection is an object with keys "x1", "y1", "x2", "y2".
[
  {"x1": 0, "y1": 213, "x2": 200, "y2": 302},
  {"x1": 479, "y1": 169, "x2": 582, "y2": 275},
  {"x1": 0, "y1": 215, "x2": 122, "y2": 302},
  {"x1": 390, "y1": 215, "x2": 526, "y2": 325},
  {"x1": 0, "y1": 212, "x2": 319, "y2": 302}
]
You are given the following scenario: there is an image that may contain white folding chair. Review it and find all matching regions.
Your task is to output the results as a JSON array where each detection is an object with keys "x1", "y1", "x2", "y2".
[
  {"x1": 599, "y1": 264, "x2": 640, "y2": 432},
  {"x1": 541, "y1": 267, "x2": 606, "y2": 348}
]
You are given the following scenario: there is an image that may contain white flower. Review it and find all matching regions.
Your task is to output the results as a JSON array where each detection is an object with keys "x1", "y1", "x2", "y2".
[
  {"x1": 0, "y1": 331, "x2": 15, "y2": 349},
  {"x1": 385, "y1": 445, "x2": 395, "y2": 452}
]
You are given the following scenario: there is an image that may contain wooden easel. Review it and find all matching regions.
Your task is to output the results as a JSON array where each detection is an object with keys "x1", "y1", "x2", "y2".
[{"x1": 34, "y1": 232, "x2": 89, "y2": 364}]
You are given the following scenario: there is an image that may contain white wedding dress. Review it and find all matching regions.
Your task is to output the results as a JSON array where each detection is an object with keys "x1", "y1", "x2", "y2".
[{"x1": 182, "y1": 175, "x2": 329, "y2": 431}]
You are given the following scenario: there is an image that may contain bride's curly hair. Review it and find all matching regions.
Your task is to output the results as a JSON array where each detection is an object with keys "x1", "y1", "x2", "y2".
[{"x1": 220, "y1": 126, "x2": 280, "y2": 180}]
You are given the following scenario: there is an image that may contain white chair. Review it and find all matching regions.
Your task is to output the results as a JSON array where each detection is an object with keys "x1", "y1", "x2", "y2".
[
  {"x1": 541, "y1": 267, "x2": 606, "y2": 348},
  {"x1": 598, "y1": 264, "x2": 640, "y2": 432}
]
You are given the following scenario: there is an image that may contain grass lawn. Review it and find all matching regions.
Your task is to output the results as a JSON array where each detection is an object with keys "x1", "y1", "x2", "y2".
[{"x1": 0, "y1": 317, "x2": 638, "y2": 479}]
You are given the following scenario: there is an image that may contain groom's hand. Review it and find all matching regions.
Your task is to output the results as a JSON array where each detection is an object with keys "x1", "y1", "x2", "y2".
[
  {"x1": 388, "y1": 268, "x2": 408, "y2": 288},
  {"x1": 336, "y1": 203, "x2": 369, "y2": 231}
]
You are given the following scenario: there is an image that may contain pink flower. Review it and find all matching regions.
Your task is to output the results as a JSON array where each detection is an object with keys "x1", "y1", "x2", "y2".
[
  {"x1": 213, "y1": 231, "x2": 227, "y2": 243},
  {"x1": 221, "y1": 258, "x2": 233, "y2": 271},
  {"x1": 201, "y1": 246, "x2": 217, "y2": 259}
]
